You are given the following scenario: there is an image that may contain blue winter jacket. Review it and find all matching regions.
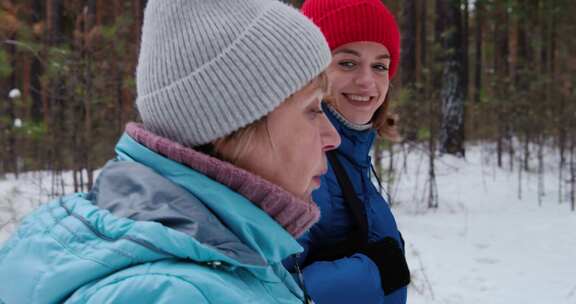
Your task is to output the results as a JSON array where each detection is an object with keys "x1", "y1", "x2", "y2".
[
  {"x1": 0, "y1": 134, "x2": 306, "y2": 304},
  {"x1": 285, "y1": 103, "x2": 408, "y2": 304}
]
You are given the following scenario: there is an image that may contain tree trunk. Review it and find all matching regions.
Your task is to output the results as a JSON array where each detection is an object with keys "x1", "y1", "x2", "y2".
[
  {"x1": 400, "y1": 0, "x2": 418, "y2": 140},
  {"x1": 473, "y1": 0, "x2": 483, "y2": 103},
  {"x1": 7, "y1": 34, "x2": 18, "y2": 177},
  {"x1": 427, "y1": 78, "x2": 438, "y2": 209},
  {"x1": 523, "y1": 135, "x2": 530, "y2": 172},
  {"x1": 419, "y1": 0, "x2": 427, "y2": 83},
  {"x1": 494, "y1": 0, "x2": 510, "y2": 168},
  {"x1": 84, "y1": 0, "x2": 97, "y2": 190},
  {"x1": 45, "y1": 0, "x2": 64, "y2": 179},
  {"x1": 401, "y1": 0, "x2": 416, "y2": 88},
  {"x1": 437, "y1": 0, "x2": 466, "y2": 157},
  {"x1": 571, "y1": 135, "x2": 575, "y2": 211},
  {"x1": 559, "y1": 116, "x2": 566, "y2": 204},
  {"x1": 537, "y1": 136, "x2": 544, "y2": 206},
  {"x1": 462, "y1": 0, "x2": 469, "y2": 101},
  {"x1": 46, "y1": 0, "x2": 63, "y2": 45},
  {"x1": 29, "y1": 0, "x2": 44, "y2": 122},
  {"x1": 0, "y1": 33, "x2": 18, "y2": 177}
]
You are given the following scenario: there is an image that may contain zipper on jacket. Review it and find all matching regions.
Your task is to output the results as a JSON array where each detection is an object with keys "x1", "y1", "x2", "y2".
[{"x1": 294, "y1": 254, "x2": 314, "y2": 304}]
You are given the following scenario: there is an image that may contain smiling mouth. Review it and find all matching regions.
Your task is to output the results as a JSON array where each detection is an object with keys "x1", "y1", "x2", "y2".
[{"x1": 343, "y1": 93, "x2": 375, "y2": 103}]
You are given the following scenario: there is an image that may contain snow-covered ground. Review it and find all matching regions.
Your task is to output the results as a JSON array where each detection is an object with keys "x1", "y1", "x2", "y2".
[
  {"x1": 0, "y1": 144, "x2": 574, "y2": 303},
  {"x1": 0, "y1": 170, "x2": 79, "y2": 244},
  {"x1": 389, "y1": 144, "x2": 576, "y2": 304}
]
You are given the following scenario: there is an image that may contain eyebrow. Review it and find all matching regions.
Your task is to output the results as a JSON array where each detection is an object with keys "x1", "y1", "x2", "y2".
[
  {"x1": 333, "y1": 48, "x2": 391, "y2": 60},
  {"x1": 333, "y1": 49, "x2": 361, "y2": 57}
]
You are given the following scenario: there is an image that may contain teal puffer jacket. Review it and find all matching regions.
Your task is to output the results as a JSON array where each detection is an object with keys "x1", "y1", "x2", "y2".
[{"x1": 0, "y1": 134, "x2": 305, "y2": 304}]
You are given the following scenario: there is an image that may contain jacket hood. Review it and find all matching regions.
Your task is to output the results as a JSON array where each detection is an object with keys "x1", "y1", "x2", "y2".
[
  {"x1": 88, "y1": 160, "x2": 268, "y2": 267},
  {"x1": 113, "y1": 133, "x2": 303, "y2": 263},
  {"x1": 0, "y1": 133, "x2": 303, "y2": 304}
]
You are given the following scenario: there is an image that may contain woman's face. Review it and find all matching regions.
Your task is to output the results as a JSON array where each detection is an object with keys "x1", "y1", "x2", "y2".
[
  {"x1": 326, "y1": 41, "x2": 391, "y2": 124},
  {"x1": 238, "y1": 80, "x2": 341, "y2": 202}
]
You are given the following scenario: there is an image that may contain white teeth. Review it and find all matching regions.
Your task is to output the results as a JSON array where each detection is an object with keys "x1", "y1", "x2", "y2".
[{"x1": 346, "y1": 94, "x2": 371, "y2": 102}]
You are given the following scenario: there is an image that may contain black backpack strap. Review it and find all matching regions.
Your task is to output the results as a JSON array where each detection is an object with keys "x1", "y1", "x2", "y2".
[
  {"x1": 303, "y1": 150, "x2": 370, "y2": 265},
  {"x1": 326, "y1": 150, "x2": 368, "y2": 248}
]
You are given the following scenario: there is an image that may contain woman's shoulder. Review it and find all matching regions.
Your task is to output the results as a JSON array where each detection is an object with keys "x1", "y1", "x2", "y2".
[
  {"x1": 67, "y1": 263, "x2": 212, "y2": 303},
  {"x1": 68, "y1": 260, "x2": 295, "y2": 304}
]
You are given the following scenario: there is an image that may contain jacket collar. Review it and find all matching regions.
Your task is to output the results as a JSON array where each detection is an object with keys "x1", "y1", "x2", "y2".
[
  {"x1": 323, "y1": 102, "x2": 376, "y2": 166},
  {"x1": 90, "y1": 160, "x2": 269, "y2": 267},
  {"x1": 112, "y1": 132, "x2": 304, "y2": 265}
]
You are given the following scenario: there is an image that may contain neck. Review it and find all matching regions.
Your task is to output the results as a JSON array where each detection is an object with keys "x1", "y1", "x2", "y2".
[
  {"x1": 124, "y1": 122, "x2": 320, "y2": 238},
  {"x1": 325, "y1": 103, "x2": 373, "y2": 131}
]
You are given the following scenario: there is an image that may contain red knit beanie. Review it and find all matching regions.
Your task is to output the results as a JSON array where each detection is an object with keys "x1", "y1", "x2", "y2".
[{"x1": 302, "y1": 0, "x2": 401, "y2": 79}]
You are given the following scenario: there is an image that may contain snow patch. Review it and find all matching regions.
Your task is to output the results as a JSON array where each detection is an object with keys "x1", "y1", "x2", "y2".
[
  {"x1": 386, "y1": 144, "x2": 576, "y2": 304},
  {"x1": 8, "y1": 88, "x2": 21, "y2": 99},
  {"x1": 13, "y1": 118, "x2": 22, "y2": 128}
]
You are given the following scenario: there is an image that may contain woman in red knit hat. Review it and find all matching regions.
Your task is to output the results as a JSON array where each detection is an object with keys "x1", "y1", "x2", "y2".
[{"x1": 283, "y1": 1, "x2": 410, "y2": 303}]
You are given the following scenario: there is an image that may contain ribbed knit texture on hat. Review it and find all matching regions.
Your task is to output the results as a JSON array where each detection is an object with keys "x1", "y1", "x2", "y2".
[
  {"x1": 136, "y1": 0, "x2": 331, "y2": 147},
  {"x1": 302, "y1": 0, "x2": 401, "y2": 78}
]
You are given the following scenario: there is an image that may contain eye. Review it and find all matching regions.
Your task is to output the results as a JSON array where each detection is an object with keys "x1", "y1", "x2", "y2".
[
  {"x1": 373, "y1": 63, "x2": 389, "y2": 72},
  {"x1": 306, "y1": 107, "x2": 324, "y2": 120},
  {"x1": 312, "y1": 108, "x2": 324, "y2": 116},
  {"x1": 338, "y1": 60, "x2": 356, "y2": 70}
]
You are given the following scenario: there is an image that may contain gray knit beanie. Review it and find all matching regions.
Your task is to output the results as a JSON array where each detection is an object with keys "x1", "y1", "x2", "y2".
[{"x1": 136, "y1": 0, "x2": 331, "y2": 146}]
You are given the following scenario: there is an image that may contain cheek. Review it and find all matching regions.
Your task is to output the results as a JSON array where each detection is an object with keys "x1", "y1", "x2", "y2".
[
  {"x1": 281, "y1": 123, "x2": 318, "y2": 163},
  {"x1": 378, "y1": 78, "x2": 390, "y2": 95},
  {"x1": 326, "y1": 70, "x2": 347, "y2": 95},
  {"x1": 278, "y1": 123, "x2": 323, "y2": 189},
  {"x1": 295, "y1": 129, "x2": 323, "y2": 172},
  {"x1": 372, "y1": 79, "x2": 390, "y2": 107}
]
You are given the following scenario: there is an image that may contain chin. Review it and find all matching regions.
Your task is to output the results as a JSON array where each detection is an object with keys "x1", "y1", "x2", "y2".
[
  {"x1": 301, "y1": 187, "x2": 316, "y2": 201},
  {"x1": 339, "y1": 107, "x2": 374, "y2": 123},
  {"x1": 303, "y1": 194, "x2": 315, "y2": 205},
  {"x1": 356, "y1": 116, "x2": 373, "y2": 124},
  {"x1": 346, "y1": 114, "x2": 373, "y2": 125}
]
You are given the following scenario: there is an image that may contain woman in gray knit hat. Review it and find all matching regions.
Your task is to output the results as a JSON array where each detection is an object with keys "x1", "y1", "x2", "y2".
[{"x1": 0, "y1": 0, "x2": 339, "y2": 303}]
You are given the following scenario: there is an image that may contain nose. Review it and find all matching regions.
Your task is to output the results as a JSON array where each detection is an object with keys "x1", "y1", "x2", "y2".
[
  {"x1": 320, "y1": 115, "x2": 341, "y2": 151},
  {"x1": 354, "y1": 65, "x2": 376, "y2": 89}
]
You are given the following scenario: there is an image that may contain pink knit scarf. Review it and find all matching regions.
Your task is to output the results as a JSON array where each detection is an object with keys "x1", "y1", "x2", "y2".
[{"x1": 125, "y1": 123, "x2": 320, "y2": 238}]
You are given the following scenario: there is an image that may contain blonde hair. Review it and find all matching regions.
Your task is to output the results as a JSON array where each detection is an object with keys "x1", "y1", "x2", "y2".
[
  {"x1": 210, "y1": 72, "x2": 329, "y2": 166},
  {"x1": 212, "y1": 116, "x2": 268, "y2": 165}
]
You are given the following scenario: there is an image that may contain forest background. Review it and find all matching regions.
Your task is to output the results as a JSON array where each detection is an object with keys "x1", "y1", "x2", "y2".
[{"x1": 0, "y1": 0, "x2": 575, "y2": 209}]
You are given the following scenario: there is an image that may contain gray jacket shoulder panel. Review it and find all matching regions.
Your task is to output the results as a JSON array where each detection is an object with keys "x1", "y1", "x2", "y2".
[{"x1": 89, "y1": 160, "x2": 265, "y2": 266}]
